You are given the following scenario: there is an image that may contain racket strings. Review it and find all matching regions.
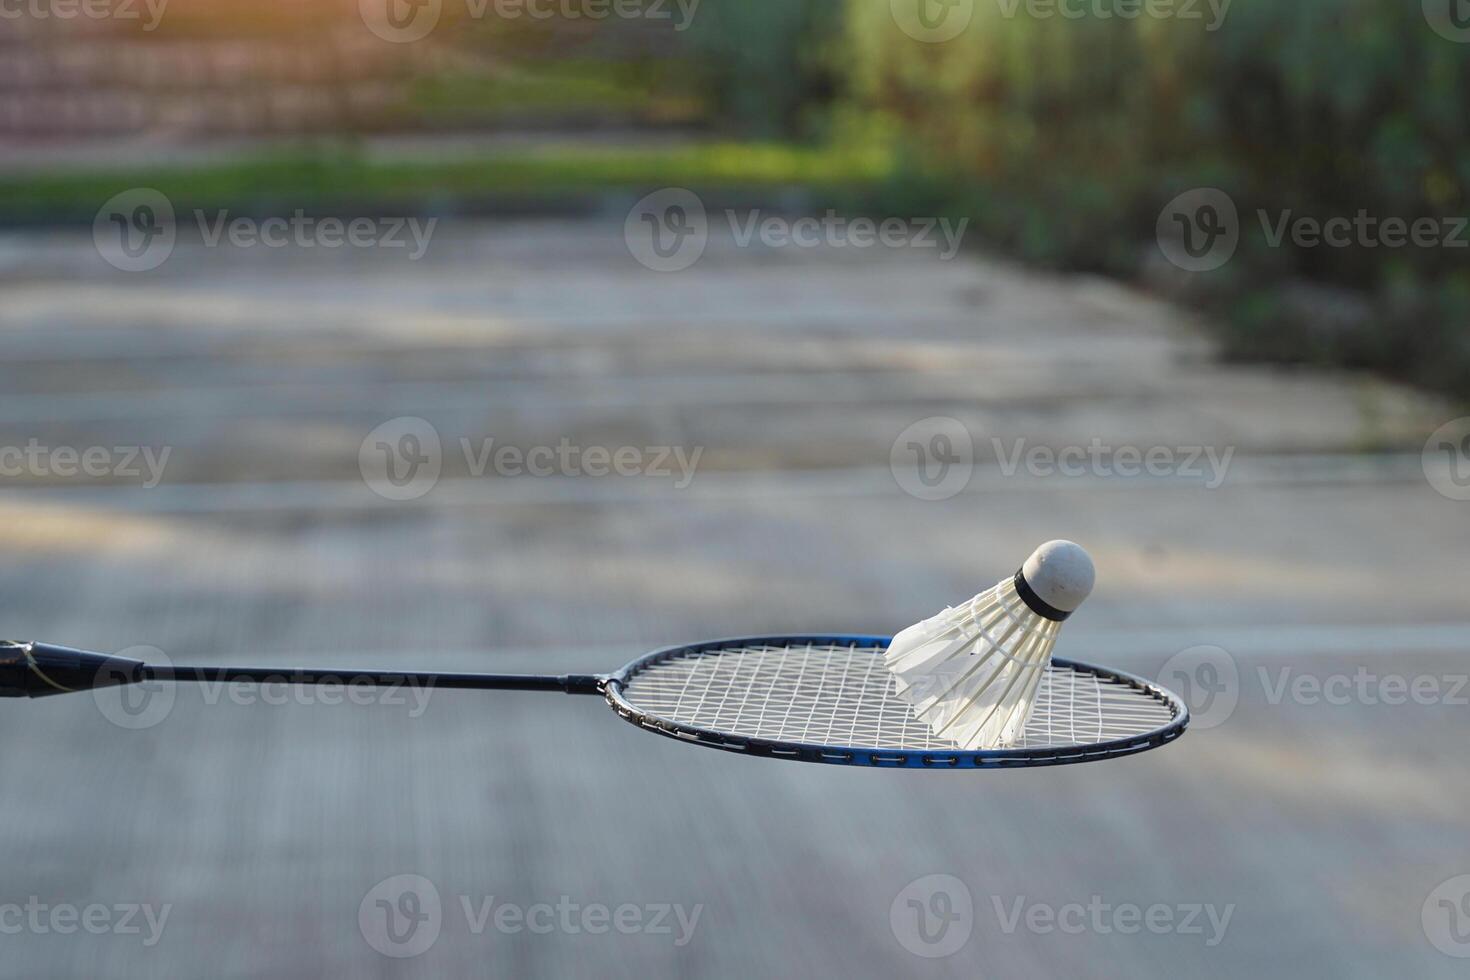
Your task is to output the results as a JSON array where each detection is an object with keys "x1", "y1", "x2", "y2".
[{"x1": 621, "y1": 642, "x2": 1176, "y2": 752}]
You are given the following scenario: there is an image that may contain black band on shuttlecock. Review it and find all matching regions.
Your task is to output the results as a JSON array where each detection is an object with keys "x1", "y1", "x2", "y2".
[{"x1": 1014, "y1": 570, "x2": 1072, "y2": 622}]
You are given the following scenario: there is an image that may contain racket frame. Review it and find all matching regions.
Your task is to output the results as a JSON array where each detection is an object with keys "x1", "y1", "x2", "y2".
[{"x1": 603, "y1": 634, "x2": 1189, "y2": 769}]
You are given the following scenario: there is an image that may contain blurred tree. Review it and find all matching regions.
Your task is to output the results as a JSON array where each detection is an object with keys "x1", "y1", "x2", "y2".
[
  {"x1": 838, "y1": 0, "x2": 1470, "y2": 396},
  {"x1": 683, "y1": 0, "x2": 844, "y2": 137}
]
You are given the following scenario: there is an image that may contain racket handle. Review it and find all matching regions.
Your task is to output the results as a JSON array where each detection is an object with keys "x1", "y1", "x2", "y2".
[
  {"x1": 1, "y1": 641, "x2": 607, "y2": 698},
  {"x1": 0, "y1": 642, "x2": 145, "y2": 698}
]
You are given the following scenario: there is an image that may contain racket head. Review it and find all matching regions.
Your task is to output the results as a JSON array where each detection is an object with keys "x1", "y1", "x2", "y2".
[{"x1": 604, "y1": 635, "x2": 1188, "y2": 769}]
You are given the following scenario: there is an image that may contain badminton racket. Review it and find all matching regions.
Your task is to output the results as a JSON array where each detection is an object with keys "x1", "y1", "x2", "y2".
[{"x1": 0, "y1": 636, "x2": 1187, "y2": 769}]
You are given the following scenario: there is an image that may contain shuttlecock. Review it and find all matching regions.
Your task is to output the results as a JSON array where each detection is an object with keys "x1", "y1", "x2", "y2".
[{"x1": 885, "y1": 541, "x2": 1095, "y2": 750}]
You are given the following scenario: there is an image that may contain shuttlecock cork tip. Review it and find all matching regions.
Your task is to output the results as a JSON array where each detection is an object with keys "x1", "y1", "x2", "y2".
[{"x1": 1018, "y1": 540, "x2": 1095, "y2": 619}]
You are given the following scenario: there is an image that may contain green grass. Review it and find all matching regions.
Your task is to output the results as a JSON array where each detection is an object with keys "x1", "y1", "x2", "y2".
[
  {"x1": 408, "y1": 60, "x2": 700, "y2": 120},
  {"x1": 0, "y1": 142, "x2": 895, "y2": 223}
]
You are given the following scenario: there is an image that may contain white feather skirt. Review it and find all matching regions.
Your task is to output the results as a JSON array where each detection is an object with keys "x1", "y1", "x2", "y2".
[{"x1": 884, "y1": 577, "x2": 1061, "y2": 749}]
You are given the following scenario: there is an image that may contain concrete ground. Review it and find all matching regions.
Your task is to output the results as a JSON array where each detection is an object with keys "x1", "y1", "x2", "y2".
[{"x1": 0, "y1": 220, "x2": 1467, "y2": 978}]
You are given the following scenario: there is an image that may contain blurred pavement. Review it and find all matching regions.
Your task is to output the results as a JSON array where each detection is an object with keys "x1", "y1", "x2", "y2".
[{"x1": 0, "y1": 220, "x2": 1467, "y2": 978}]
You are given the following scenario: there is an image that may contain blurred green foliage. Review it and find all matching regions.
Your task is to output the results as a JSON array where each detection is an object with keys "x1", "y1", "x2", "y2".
[
  {"x1": 836, "y1": 0, "x2": 1470, "y2": 395},
  {"x1": 407, "y1": 60, "x2": 703, "y2": 127},
  {"x1": 683, "y1": 0, "x2": 845, "y2": 137},
  {"x1": 0, "y1": 142, "x2": 890, "y2": 223},
  {"x1": 10, "y1": 0, "x2": 1466, "y2": 394}
]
